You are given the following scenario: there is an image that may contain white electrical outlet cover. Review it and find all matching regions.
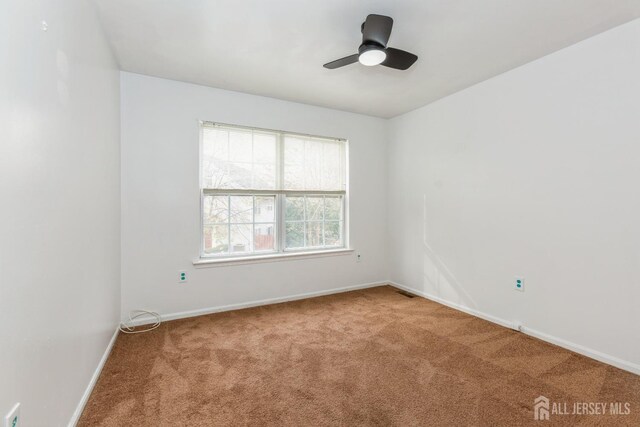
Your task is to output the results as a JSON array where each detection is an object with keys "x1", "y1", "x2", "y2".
[{"x1": 4, "y1": 403, "x2": 20, "y2": 427}]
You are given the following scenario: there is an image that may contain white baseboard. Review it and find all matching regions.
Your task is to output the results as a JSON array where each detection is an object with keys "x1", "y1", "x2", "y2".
[
  {"x1": 387, "y1": 281, "x2": 640, "y2": 376},
  {"x1": 127, "y1": 281, "x2": 390, "y2": 326},
  {"x1": 68, "y1": 326, "x2": 120, "y2": 427},
  {"x1": 521, "y1": 327, "x2": 640, "y2": 376},
  {"x1": 389, "y1": 281, "x2": 517, "y2": 330}
]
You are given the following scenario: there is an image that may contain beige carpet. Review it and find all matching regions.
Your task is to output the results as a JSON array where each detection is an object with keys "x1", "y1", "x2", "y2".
[{"x1": 79, "y1": 285, "x2": 640, "y2": 426}]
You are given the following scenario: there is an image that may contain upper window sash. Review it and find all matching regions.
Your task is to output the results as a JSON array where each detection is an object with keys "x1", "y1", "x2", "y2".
[{"x1": 200, "y1": 122, "x2": 346, "y2": 192}]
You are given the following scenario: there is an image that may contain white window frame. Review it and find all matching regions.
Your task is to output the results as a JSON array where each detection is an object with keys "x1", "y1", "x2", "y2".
[{"x1": 198, "y1": 121, "x2": 349, "y2": 261}]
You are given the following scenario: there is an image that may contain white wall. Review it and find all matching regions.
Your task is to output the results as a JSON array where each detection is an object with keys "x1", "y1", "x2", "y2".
[
  {"x1": 0, "y1": 1, "x2": 120, "y2": 425},
  {"x1": 388, "y1": 19, "x2": 640, "y2": 371},
  {"x1": 120, "y1": 73, "x2": 388, "y2": 317}
]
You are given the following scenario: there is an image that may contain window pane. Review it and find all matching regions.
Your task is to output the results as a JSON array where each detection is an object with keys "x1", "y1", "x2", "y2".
[
  {"x1": 252, "y1": 163, "x2": 275, "y2": 189},
  {"x1": 324, "y1": 221, "x2": 342, "y2": 246},
  {"x1": 230, "y1": 196, "x2": 253, "y2": 223},
  {"x1": 283, "y1": 136, "x2": 345, "y2": 191},
  {"x1": 228, "y1": 130, "x2": 252, "y2": 162},
  {"x1": 225, "y1": 163, "x2": 253, "y2": 189},
  {"x1": 202, "y1": 128, "x2": 228, "y2": 162},
  {"x1": 283, "y1": 137, "x2": 305, "y2": 190},
  {"x1": 203, "y1": 225, "x2": 229, "y2": 255},
  {"x1": 253, "y1": 132, "x2": 276, "y2": 162},
  {"x1": 203, "y1": 194, "x2": 278, "y2": 256},
  {"x1": 305, "y1": 197, "x2": 323, "y2": 221},
  {"x1": 324, "y1": 196, "x2": 342, "y2": 220},
  {"x1": 230, "y1": 224, "x2": 252, "y2": 253},
  {"x1": 255, "y1": 196, "x2": 275, "y2": 222},
  {"x1": 284, "y1": 196, "x2": 344, "y2": 250},
  {"x1": 283, "y1": 165, "x2": 305, "y2": 190},
  {"x1": 201, "y1": 129, "x2": 229, "y2": 188},
  {"x1": 203, "y1": 195, "x2": 228, "y2": 224},
  {"x1": 322, "y1": 141, "x2": 343, "y2": 190},
  {"x1": 285, "y1": 196, "x2": 304, "y2": 221},
  {"x1": 306, "y1": 221, "x2": 323, "y2": 247},
  {"x1": 252, "y1": 132, "x2": 276, "y2": 189},
  {"x1": 303, "y1": 140, "x2": 323, "y2": 190},
  {"x1": 285, "y1": 222, "x2": 305, "y2": 248},
  {"x1": 202, "y1": 127, "x2": 276, "y2": 190},
  {"x1": 254, "y1": 223, "x2": 275, "y2": 251}
]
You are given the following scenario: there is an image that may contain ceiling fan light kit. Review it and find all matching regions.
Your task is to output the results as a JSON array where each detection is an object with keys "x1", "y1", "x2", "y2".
[
  {"x1": 324, "y1": 14, "x2": 418, "y2": 71},
  {"x1": 358, "y1": 44, "x2": 387, "y2": 66}
]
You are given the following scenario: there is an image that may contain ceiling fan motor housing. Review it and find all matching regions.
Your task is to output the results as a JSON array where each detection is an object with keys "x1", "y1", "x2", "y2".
[{"x1": 358, "y1": 42, "x2": 385, "y2": 55}]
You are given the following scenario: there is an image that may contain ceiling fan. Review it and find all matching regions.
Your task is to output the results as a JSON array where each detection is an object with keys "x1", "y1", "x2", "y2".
[{"x1": 323, "y1": 14, "x2": 418, "y2": 70}]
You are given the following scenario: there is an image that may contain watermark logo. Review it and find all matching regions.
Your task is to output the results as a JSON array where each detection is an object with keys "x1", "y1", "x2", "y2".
[
  {"x1": 534, "y1": 396, "x2": 550, "y2": 421},
  {"x1": 533, "y1": 395, "x2": 631, "y2": 421}
]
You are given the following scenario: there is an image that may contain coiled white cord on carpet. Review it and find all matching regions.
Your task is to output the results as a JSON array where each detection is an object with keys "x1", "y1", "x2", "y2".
[{"x1": 119, "y1": 310, "x2": 162, "y2": 334}]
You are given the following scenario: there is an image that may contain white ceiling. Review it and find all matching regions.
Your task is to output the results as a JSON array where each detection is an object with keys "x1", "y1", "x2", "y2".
[{"x1": 93, "y1": 0, "x2": 640, "y2": 118}]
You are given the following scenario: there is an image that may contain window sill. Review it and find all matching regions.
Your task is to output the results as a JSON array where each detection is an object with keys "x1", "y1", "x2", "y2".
[{"x1": 193, "y1": 248, "x2": 354, "y2": 268}]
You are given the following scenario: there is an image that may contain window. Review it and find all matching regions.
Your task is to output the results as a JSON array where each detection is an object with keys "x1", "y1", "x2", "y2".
[{"x1": 200, "y1": 122, "x2": 347, "y2": 258}]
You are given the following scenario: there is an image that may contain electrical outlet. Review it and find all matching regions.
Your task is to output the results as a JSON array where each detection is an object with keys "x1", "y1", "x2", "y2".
[
  {"x1": 515, "y1": 277, "x2": 524, "y2": 292},
  {"x1": 4, "y1": 403, "x2": 20, "y2": 427},
  {"x1": 356, "y1": 252, "x2": 362, "y2": 263},
  {"x1": 179, "y1": 271, "x2": 187, "y2": 283}
]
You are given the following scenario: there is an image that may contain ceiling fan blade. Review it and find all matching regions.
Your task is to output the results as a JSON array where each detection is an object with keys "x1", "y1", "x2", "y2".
[
  {"x1": 323, "y1": 54, "x2": 359, "y2": 69},
  {"x1": 381, "y1": 48, "x2": 418, "y2": 70},
  {"x1": 362, "y1": 14, "x2": 393, "y2": 47}
]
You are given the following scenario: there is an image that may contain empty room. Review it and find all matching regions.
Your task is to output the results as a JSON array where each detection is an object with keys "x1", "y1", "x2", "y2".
[{"x1": 3, "y1": 0, "x2": 640, "y2": 425}]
